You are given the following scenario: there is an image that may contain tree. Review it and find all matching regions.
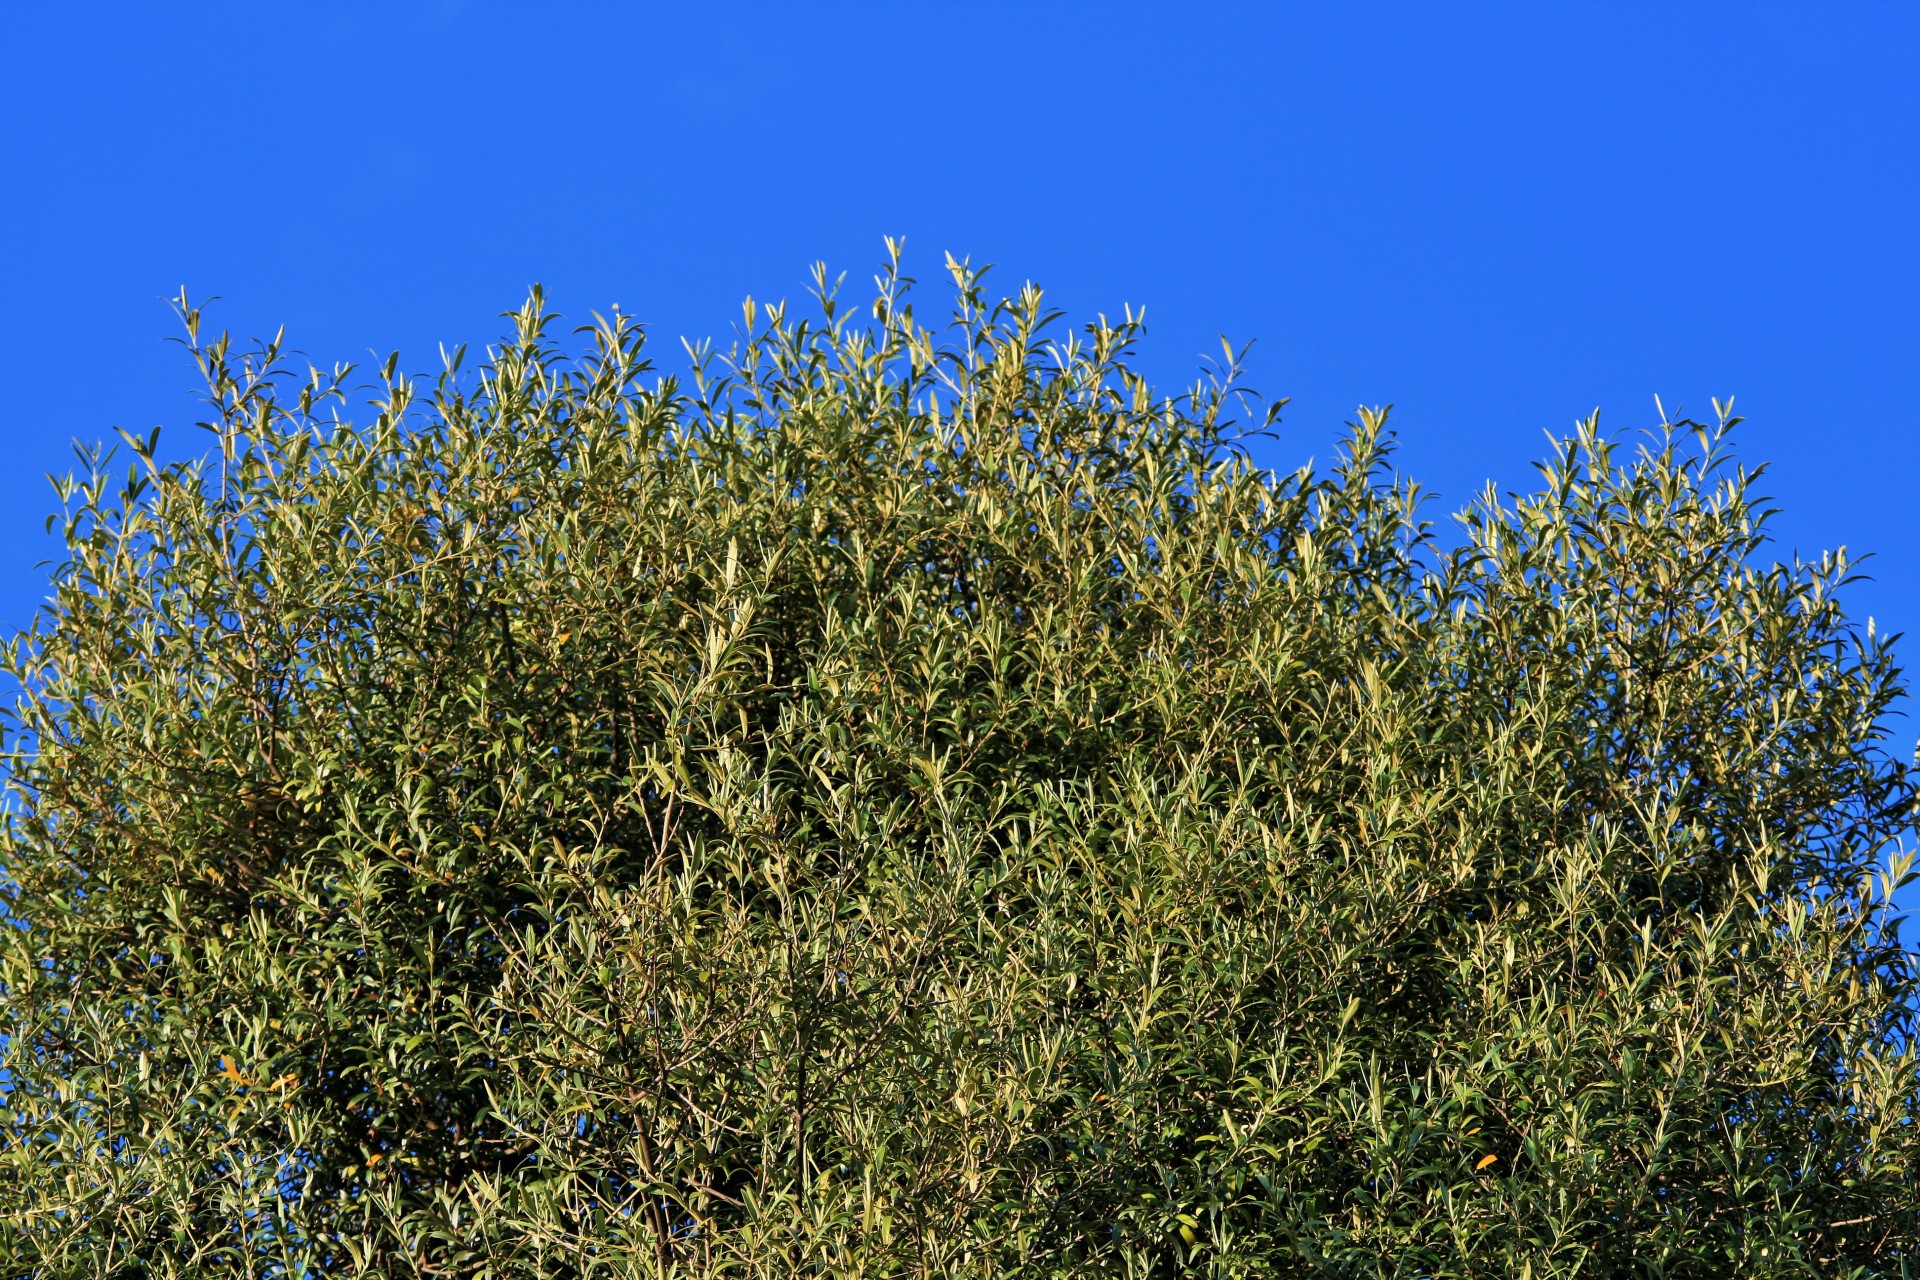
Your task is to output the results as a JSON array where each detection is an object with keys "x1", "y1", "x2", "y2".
[{"x1": 2, "y1": 246, "x2": 1916, "y2": 1278}]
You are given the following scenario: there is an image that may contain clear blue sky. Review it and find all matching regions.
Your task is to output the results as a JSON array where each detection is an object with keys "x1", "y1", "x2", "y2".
[{"x1": 3, "y1": 3, "x2": 1916, "y2": 906}]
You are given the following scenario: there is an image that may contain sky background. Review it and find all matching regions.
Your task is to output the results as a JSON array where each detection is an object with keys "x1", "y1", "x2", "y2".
[{"x1": 2, "y1": 2, "x2": 1916, "y2": 909}]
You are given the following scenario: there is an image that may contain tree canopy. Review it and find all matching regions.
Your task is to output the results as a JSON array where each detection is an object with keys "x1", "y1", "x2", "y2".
[{"x1": 3, "y1": 248, "x2": 1917, "y2": 1277}]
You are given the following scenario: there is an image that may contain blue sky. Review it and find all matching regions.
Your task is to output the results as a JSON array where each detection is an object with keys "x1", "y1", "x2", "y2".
[{"x1": 2, "y1": 3, "x2": 1916, "y2": 906}]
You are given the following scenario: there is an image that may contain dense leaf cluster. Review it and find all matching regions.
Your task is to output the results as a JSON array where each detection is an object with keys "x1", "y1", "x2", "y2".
[{"x1": 3, "y1": 250, "x2": 1917, "y2": 1276}]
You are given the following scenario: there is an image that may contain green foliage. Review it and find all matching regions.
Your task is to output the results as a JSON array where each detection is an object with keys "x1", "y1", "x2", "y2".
[{"x1": 3, "y1": 246, "x2": 1917, "y2": 1277}]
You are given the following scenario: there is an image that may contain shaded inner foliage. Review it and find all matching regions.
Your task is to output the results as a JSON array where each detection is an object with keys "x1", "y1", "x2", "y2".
[{"x1": 3, "y1": 249, "x2": 1916, "y2": 1277}]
